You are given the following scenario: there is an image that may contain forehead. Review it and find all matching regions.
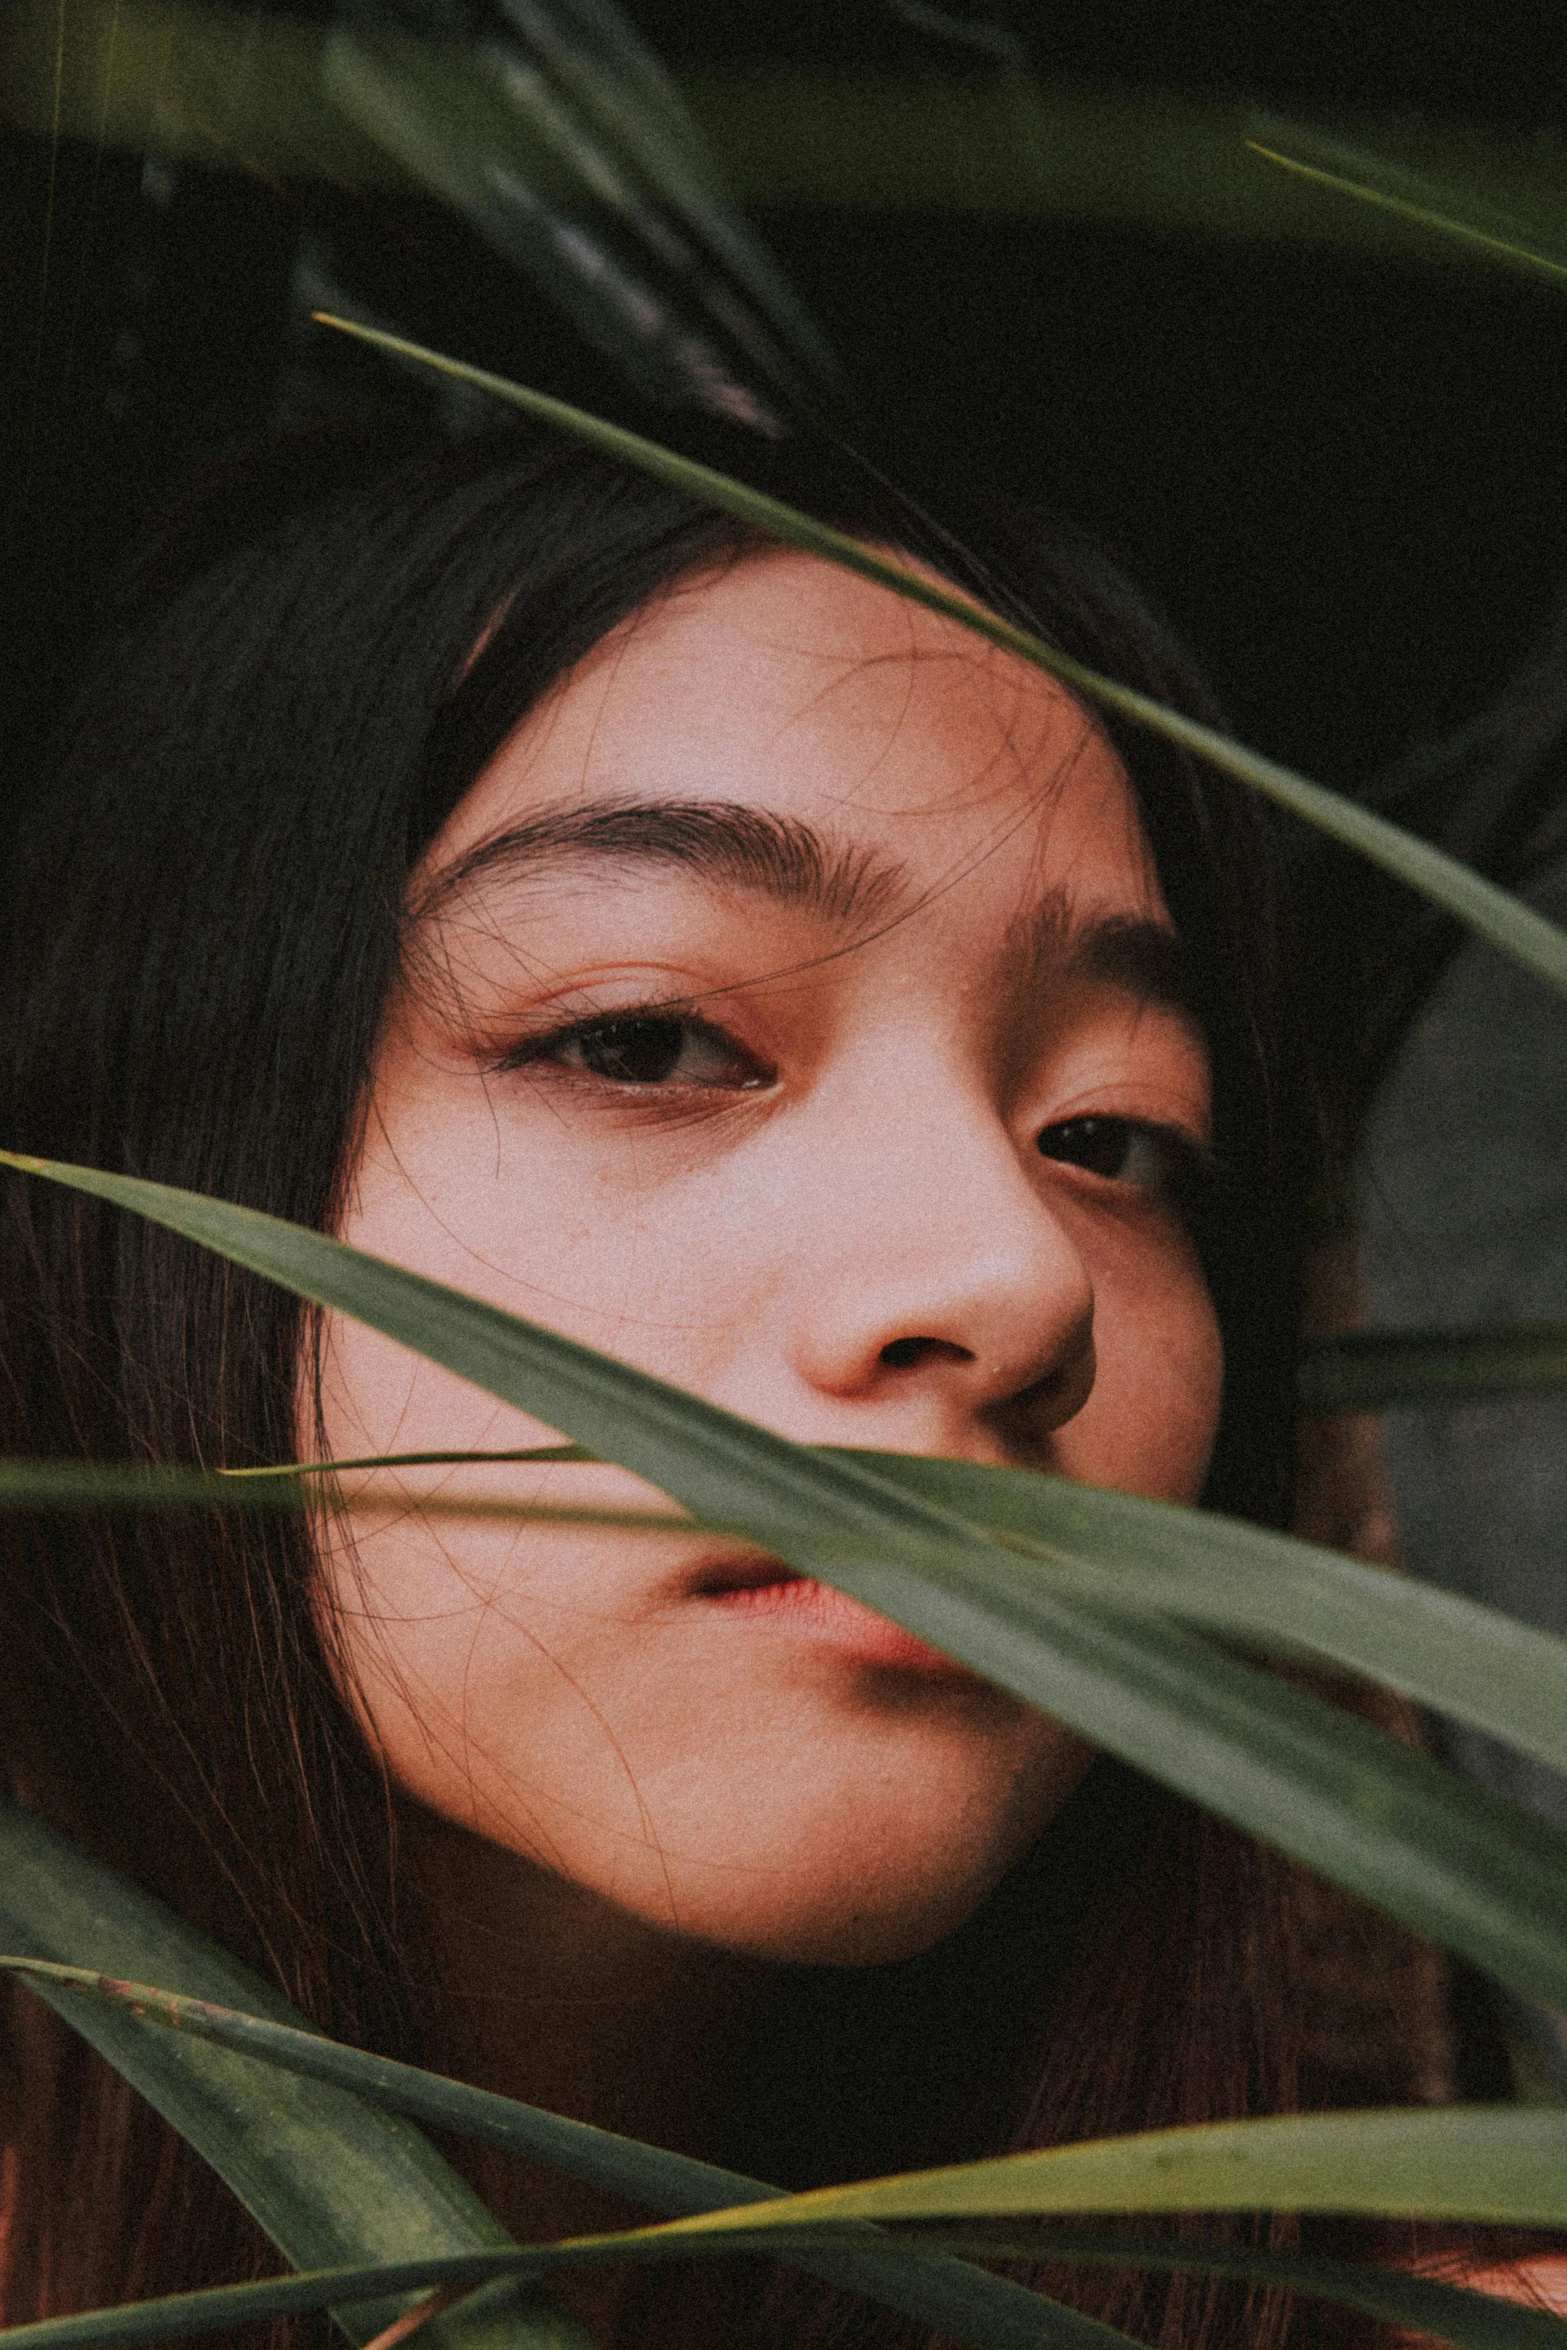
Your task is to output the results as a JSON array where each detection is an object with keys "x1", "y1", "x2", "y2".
[{"x1": 434, "y1": 548, "x2": 1164, "y2": 928}]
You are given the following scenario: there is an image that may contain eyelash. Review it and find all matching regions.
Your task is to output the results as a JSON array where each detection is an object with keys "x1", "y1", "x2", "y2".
[
  {"x1": 1037, "y1": 1115, "x2": 1220, "y2": 1218},
  {"x1": 499, "y1": 1007, "x2": 1216, "y2": 1211},
  {"x1": 497, "y1": 1007, "x2": 774, "y2": 1092}
]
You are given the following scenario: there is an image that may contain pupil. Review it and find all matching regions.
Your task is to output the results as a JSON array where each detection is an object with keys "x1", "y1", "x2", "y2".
[
  {"x1": 580, "y1": 1016, "x2": 685, "y2": 1084},
  {"x1": 1040, "y1": 1115, "x2": 1130, "y2": 1177}
]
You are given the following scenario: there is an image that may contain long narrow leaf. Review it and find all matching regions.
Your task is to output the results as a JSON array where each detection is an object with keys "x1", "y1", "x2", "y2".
[
  {"x1": 4, "y1": 2195, "x2": 1564, "y2": 2350},
  {"x1": 1245, "y1": 125, "x2": 1567, "y2": 290},
  {"x1": 13, "y1": 1964, "x2": 1567, "y2": 2283},
  {"x1": 1, "y1": 2227, "x2": 1562, "y2": 2350},
  {"x1": 0, "y1": 1454, "x2": 682, "y2": 1527},
  {"x1": 0, "y1": 1803, "x2": 580, "y2": 2350},
  {"x1": 0, "y1": 2258, "x2": 524, "y2": 2350},
  {"x1": 913, "y1": 2234, "x2": 1567, "y2": 2350},
  {"x1": 219, "y1": 1445, "x2": 596, "y2": 1475},
  {"x1": 840, "y1": 1447, "x2": 1567, "y2": 1784},
  {"x1": 9, "y1": 1431, "x2": 1567, "y2": 1786},
  {"x1": 642, "y1": 2106, "x2": 1567, "y2": 2232},
  {"x1": 0, "y1": 1953, "x2": 1131, "y2": 2350},
  {"x1": 8, "y1": 1153, "x2": 1567, "y2": 2019},
  {"x1": 311, "y1": 313, "x2": 1567, "y2": 1001},
  {"x1": 0, "y1": 1960, "x2": 767, "y2": 2209},
  {"x1": 1297, "y1": 1327, "x2": 1567, "y2": 1414}
]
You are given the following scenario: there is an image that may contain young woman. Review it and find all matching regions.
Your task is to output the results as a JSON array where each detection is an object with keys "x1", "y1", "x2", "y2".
[{"x1": 0, "y1": 427, "x2": 1448, "y2": 2348}]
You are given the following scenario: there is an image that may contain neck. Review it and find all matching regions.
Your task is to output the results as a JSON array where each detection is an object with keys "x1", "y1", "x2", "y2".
[{"x1": 397, "y1": 1798, "x2": 774, "y2": 2342}]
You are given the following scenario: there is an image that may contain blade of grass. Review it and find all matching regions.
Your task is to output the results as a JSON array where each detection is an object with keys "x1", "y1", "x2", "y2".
[
  {"x1": 838, "y1": 1446, "x2": 1567, "y2": 1784},
  {"x1": 0, "y1": 1958, "x2": 1135, "y2": 2350},
  {"x1": 0, "y1": 2257, "x2": 528, "y2": 2350},
  {"x1": 2, "y1": 2204, "x2": 1563, "y2": 2350},
  {"x1": 895, "y1": 2233, "x2": 1567, "y2": 2350},
  {"x1": 9, "y1": 1430, "x2": 1567, "y2": 1786},
  {"x1": 218, "y1": 1445, "x2": 597, "y2": 1474},
  {"x1": 0, "y1": 1802, "x2": 582, "y2": 2350},
  {"x1": 641, "y1": 2105, "x2": 1567, "y2": 2232},
  {"x1": 16, "y1": 1964, "x2": 1567, "y2": 2281},
  {"x1": 7, "y1": 1155, "x2": 1567, "y2": 2018},
  {"x1": 1245, "y1": 123, "x2": 1567, "y2": 291},
  {"x1": 0, "y1": 1453, "x2": 685, "y2": 1526},
  {"x1": 310, "y1": 313, "x2": 1567, "y2": 1001},
  {"x1": 0, "y1": 1959, "x2": 775, "y2": 2207},
  {"x1": 1297, "y1": 1327, "x2": 1567, "y2": 1413}
]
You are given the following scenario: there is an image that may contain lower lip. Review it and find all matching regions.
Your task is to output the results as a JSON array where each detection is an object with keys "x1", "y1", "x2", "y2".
[{"x1": 704, "y1": 1574, "x2": 981, "y2": 1682}]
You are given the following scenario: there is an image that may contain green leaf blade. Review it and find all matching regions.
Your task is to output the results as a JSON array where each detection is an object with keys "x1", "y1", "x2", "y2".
[
  {"x1": 915, "y1": 2234, "x2": 1567, "y2": 2350},
  {"x1": 9, "y1": 1153, "x2": 1567, "y2": 2022},
  {"x1": 10, "y1": 1432, "x2": 1567, "y2": 1796},
  {"x1": 0, "y1": 1955, "x2": 1137, "y2": 2350},
  {"x1": 0, "y1": 1803, "x2": 582, "y2": 2350},
  {"x1": 3, "y1": 2228, "x2": 1564, "y2": 2350},
  {"x1": 839, "y1": 1447, "x2": 1567, "y2": 1788},
  {"x1": 1245, "y1": 122, "x2": 1567, "y2": 290},
  {"x1": 649, "y1": 2106, "x2": 1567, "y2": 2232}
]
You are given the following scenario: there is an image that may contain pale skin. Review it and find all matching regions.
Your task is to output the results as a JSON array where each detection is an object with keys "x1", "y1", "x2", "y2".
[{"x1": 314, "y1": 548, "x2": 1225, "y2": 2319}]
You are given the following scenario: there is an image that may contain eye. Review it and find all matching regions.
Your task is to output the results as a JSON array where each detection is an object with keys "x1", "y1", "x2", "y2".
[
  {"x1": 510, "y1": 1011, "x2": 770, "y2": 1090},
  {"x1": 1037, "y1": 1114, "x2": 1198, "y2": 1198}
]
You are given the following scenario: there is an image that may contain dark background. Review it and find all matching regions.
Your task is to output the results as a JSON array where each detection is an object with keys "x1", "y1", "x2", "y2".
[{"x1": 5, "y1": 0, "x2": 1567, "y2": 800}]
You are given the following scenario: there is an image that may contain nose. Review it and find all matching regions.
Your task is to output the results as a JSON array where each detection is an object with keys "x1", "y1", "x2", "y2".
[{"x1": 783, "y1": 1080, "x2": 1097, "y2": 1447}]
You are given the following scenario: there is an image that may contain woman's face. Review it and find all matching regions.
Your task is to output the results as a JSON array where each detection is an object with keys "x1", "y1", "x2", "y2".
[{"x1": 319, "y1": 549, "x2": 1222, "y2": 1965}]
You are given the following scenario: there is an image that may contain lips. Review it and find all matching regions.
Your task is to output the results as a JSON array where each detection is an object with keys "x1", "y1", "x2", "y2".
[{"x1": 692, "y1": 1551, "x2": 980, "y2": 1682}]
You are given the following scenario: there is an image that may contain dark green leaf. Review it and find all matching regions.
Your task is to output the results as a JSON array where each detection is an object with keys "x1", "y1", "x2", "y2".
[
  {"x1": 646, "y1": 2104, "x2": 1567, "y2": 2229},
  {"x1": 1245, "y1": 123, "x2": 1567, "y2": 290},
  {"x1": 0, "y1": 1453, "x2": 679, "y2": 1527},
  {"x1": 0, "y1": 1803, "x2": 580, "y2": 2350},
  {"x1": 6, "y1": 2196, "x2": 1565, "y2": 2350},
  {"x1": 904, "y1": 2230, "x2": 1567, "y2": 2350},
  {"x1": 10, "y1": 1432, "x2": 1567, "y2": 1787},
  {"x1": 0, "y1": 2258, "x2": 522, "y2": 2350},
  {"x1": 838, "y1": 1446, "x2": 1567, "y2": 1784},
  {"x1": 0, "y1": 1952, "x2": 1133, "y2": 2350},
  {"x1": 7, "y1": 1153, "x2": 1567, "y2": 2019},
  {"x1": 1297, "y1": 1328, "x2": 1567, "y2": 1414}
]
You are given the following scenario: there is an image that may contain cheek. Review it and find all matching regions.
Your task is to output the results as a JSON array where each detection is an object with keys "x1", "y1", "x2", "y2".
[
  {"x1": 328, "y1": 1062, "x2": 779, "y2": 1420},
  {"x1": 1058, "y1": 1228, "x2": 1224, "y2": 1502},
  {"x1": 317, "y1": 1506, "x2": 1091, "y2": 1964}
]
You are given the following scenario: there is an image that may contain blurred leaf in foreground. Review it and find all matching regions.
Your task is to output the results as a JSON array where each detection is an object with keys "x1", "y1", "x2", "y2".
[
  {"x1": 1246, "y1": 120, "x2": 1567, "y2": 291},
  {"x1": 1298, "y1": 1327, "x2": 1567, "y2": 1414}
]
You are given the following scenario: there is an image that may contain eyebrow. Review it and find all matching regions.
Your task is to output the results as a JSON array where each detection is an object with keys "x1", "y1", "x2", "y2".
[
  {"x1": 420, "y1": 794, "x2": 1197, "y2": 1020},
  {"x1": 419, "y1": 798, "x2": 907, "y2": 930},
  {"x1": 1063, "y1": 912, "x2": 1196, "y2": 1020}
]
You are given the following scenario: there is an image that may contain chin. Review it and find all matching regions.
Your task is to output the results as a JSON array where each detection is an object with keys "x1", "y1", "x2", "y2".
[
  {"x1": 682, "y1": 1836, "x2": 1036, "y2": 1966},
  {"x1": 726, "y1": 1886, "x2": 1002, "y2": 1969},
  {"x1": 652, "y1": 1748, "x2": 1096, "y2": 1968}
]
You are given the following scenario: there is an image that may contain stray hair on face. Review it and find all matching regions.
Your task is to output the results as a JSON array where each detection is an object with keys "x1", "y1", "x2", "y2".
[{"x1": 408, "y1": 785, "x2": 1199, "y2": 1050}]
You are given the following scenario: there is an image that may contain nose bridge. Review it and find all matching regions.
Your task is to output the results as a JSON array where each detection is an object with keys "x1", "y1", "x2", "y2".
[
  {"x1": 873, "y1": 1076, "x2": 1057, "y2": 1286},
  {"x1": 792, "y1": 1046, "x2": 1094, "y2": 1397}
]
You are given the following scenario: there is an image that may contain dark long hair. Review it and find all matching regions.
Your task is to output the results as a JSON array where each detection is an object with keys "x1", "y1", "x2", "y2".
[{"x1": 0, "y1": 428, "x2": 1428, "y2": 2348}]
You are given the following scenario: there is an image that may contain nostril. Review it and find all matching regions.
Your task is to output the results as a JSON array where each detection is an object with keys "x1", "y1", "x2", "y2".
[{"x1": 879, "y1": 1335, "x2": 973, "y2": 1370}]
